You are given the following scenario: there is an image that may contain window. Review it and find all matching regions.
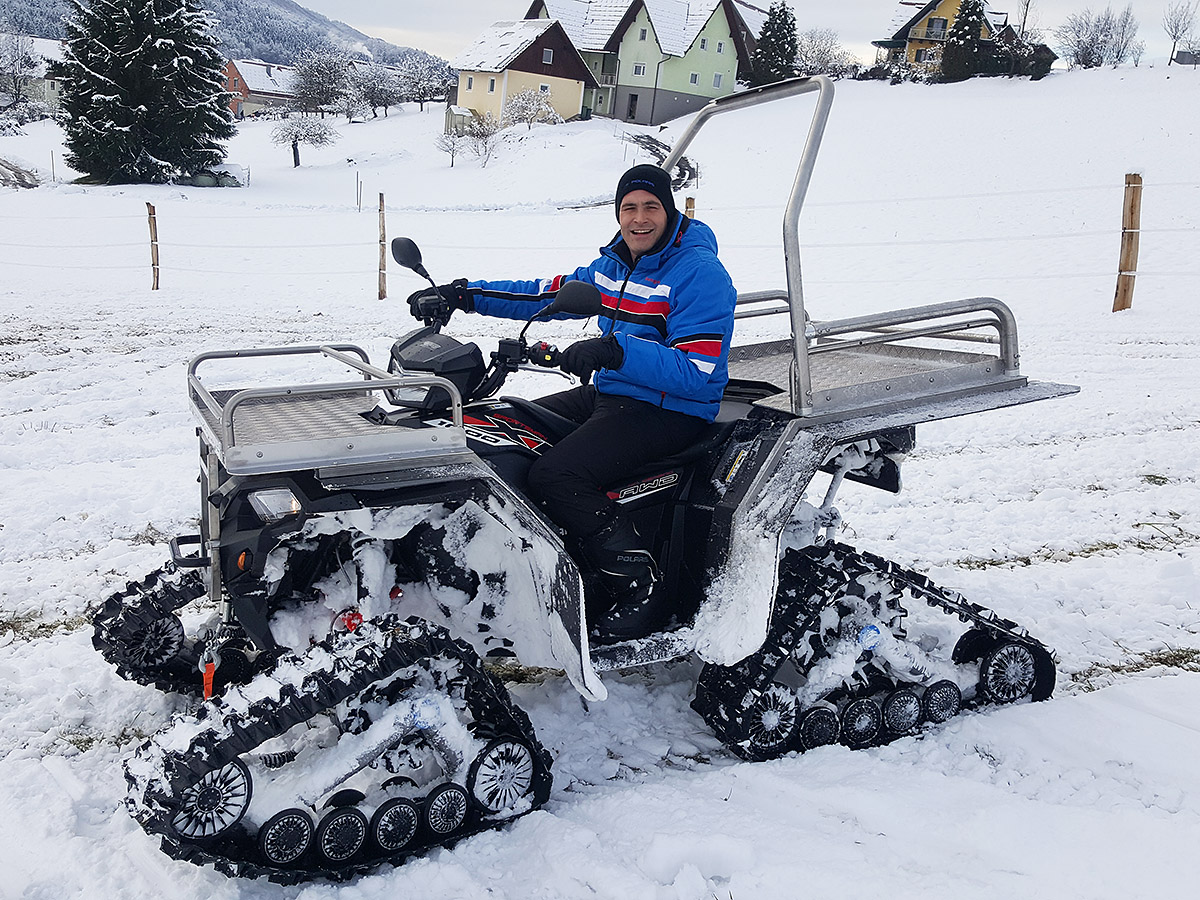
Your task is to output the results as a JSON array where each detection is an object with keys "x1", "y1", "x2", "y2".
[
  {"x1": 639, "y1": 27, "x2": 647, "y2": 41},
  {"x1": 632, "y1": 62, "x2": 647, "y2": 76},
  {"x1": 700, "y1": 38, "x2": 708, "y2": 50},
  {"x1": 928, "y1": 17, "x2": 948, "y2": 38},
  {"x1": 232, "y1": 77, "x2": 239, "y2": 89},
  {"x1": 713, "y1": 73, "x2": 723, "y2": 88},
  {"x1": 689, "y1": 72, "x2": 699, "y2": 85},
  {"x1": 466, "y1": 75, "x2": 473, "y2": 91},
  {"x1": 716, "y1": 41, "x2": 725, "y2": 54},
  {"x1": 543, "y1": 48, "x2": 553, "y2": 64},
  {"x1": 539, "y1": 84, "x2": 550, "y2": 93},
  {"x1": 488, "y1": 77, "x2": 496, "y2": 93}
]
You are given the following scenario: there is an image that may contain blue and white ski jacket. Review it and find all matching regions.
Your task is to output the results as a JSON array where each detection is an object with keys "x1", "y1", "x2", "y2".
[{"x1": 465, "y1": 214, "x2": 737, "y2": 422}]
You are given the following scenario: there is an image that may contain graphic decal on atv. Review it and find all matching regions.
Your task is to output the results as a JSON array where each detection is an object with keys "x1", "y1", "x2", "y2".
[
  {"x1": 607, "y1": 471, "x2": 680, "y2": 504},
  {"x1": 463, "y1": 413, "x2": 550, "y2": 453}
]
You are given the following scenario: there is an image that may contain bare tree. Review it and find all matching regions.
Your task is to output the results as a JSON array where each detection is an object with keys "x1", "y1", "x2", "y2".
[
  {"x1": 1015, "y1": 0, "x2": 1044, "y2": 42},
  {"x1": 0, "y1": 30, "x2": 37, "y2": 111},
  {"x1": 794, "y1": 28, "x2": 858, "y2": 78},
  {"x1": 271, "y1": 117, "x2": 340, "y2": 167},
  {"x1": 1105, "y1": 4, "x2": 1140, "y2": 66},
  {"x1": 352, "y1": 63, "x2": 403, "y2": 117},
  {"x1": 434, "y1": 131, "x2": 468, "y2": 167},
  {"x1": 465, "y1": 112, "x2": 503, "y2": 168},
  {"x1": 1163, "y1": 1, "x2": 1199, "y2": 64},
  {"x1": 1055, "y1": 5, "x2": 1139, "y2": 69},
  {"x1": 502, "y1": 87, "x2": 558, "y2": 130}
]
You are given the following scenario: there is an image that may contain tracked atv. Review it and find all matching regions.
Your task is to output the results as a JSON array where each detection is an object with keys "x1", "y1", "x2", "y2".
[{"x1": 94, "y1": 77, "x2": 1077, "y2": 882}]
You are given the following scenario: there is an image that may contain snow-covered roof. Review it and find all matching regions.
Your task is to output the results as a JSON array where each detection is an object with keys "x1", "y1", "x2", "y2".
[
  {"x1": 451, "y1": 19, "x2": 556, "y2": 72},
  {"x1": 1, "y1": 34, "x2": 64, "y2": 78},
  {"x1": 534, "y1": 0, "x2": 765, "y2": 58},
  {"x1": 229, "y1": 59, "x2": 296, "y2": 95},
  {"x1": 882, "y1": 1, "x2": 1009, "y2": 41}
]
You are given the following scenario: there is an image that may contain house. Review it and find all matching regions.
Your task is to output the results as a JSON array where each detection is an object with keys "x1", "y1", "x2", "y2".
[
  {"x1": 872, "y1": 1, "x2": 1010, "y2": 66},
  {"x1": 524, "y1": 0, "x2": 768, "y2": 125},
  {"x1": 451, "y1": 19, "x2": 599, "y2": 125},
  {"x1": 224, "y1": 59, "x2": 296, "y2": 117},
  {"x1": 1, "y1": 35, "x2": 66, "y2": 112}
]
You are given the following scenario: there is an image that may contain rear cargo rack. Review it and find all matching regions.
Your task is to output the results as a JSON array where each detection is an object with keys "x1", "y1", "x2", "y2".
[
  {"x1": 666, "y1": 77, "x2": 1077, "y2": 424},
  {"x1": 188, "y1": 345, "x2": 470, "y2": 475}
]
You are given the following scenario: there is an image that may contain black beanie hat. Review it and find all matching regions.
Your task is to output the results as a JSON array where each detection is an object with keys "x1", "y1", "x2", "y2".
[{"x1": 615, "y1": 164, "x2": 677, "y2": 221}]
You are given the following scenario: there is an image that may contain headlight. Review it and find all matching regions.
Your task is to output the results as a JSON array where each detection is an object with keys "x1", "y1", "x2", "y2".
[{"x1": 248, "y1": 488, "x2": 302, "y2": 523}]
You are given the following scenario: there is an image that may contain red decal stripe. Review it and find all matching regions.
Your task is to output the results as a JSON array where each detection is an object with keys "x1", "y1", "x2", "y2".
[
  {"x1": 602, "y1": 296, "x2": 670, "y2": 317},
  {"x1": 676, "y1": 339, "x2": 722, "y2": 357}
]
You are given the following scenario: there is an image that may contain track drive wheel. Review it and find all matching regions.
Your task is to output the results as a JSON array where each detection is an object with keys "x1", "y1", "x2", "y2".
[{"x1": 169, "y1": 759, "x2": 252, "y2": 841}]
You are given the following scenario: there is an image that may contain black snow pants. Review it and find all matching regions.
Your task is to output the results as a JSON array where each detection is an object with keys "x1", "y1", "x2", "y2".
[{"x1": 526, "y1": 385, "x2": 709, "y2": 538}]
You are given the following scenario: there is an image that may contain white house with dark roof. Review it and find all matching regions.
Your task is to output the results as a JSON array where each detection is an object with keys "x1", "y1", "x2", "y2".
[
  {"x1": 451, "y1": 19, "x2": 598, "y2": 125},
  {"x1": 524, "y1": 0, "x2": 767, "y2": 124}
]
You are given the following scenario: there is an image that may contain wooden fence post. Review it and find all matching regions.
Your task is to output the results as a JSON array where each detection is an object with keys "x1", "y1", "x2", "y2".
[
  {"x1": 146, "y1": 202, "x2": 160, "y2": 290},
  {"x1": 378, "y1": 193, "x2": 387, "y2": 300},
  {"x1": 1112, "y1": 173, "x2": 1142, "y2": 312},
  {"x1": 685, "y1": 196, "x2": 695, "y2": 219}
]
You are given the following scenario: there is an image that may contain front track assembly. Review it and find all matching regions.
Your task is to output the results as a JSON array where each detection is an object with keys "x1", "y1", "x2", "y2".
[
  {"x1": 124, "y1": 617, "x2": 551, "y2": 883},
  {"x1": 693, "y1": 542, "x2": 1056, "y2": 761}
]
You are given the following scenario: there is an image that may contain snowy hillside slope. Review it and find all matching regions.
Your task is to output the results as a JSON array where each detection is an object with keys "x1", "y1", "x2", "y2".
[{"x1": 1, "y1": 67, "x2": 1198, "y2": 899}]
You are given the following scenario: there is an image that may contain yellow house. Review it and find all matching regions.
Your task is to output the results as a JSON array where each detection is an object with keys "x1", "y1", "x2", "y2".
[
  {"x1": 872, "y1": 0, "x2": 1010, "y2": 66},
  {"x1": 451, "y1": 19, "x2": 598, "y2": 124}
]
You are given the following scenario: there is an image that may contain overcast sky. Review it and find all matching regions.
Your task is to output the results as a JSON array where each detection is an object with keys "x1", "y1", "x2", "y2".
[{"x1": 298, "y1": 1, "x2": 1181, "y2": 63}]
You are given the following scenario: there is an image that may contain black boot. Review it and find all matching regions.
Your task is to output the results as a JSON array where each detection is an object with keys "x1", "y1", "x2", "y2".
[{"x1": 580, "y1": 518, "x2": 669, "y2": 643}]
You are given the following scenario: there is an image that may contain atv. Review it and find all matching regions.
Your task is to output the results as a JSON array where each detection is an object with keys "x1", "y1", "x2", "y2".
[{"x1": 93, "y1": 76, "x2": 1077, "y2": 883}]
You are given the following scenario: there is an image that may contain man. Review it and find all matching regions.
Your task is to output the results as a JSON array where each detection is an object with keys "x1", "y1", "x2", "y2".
[{"x1": 408, "y1": 164, "x2": 737, "y2": 641}]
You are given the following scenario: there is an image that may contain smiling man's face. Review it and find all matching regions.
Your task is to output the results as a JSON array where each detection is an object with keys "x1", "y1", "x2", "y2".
[{"x1": 618, "y1": 189, "x2": 669, "y2": 258}]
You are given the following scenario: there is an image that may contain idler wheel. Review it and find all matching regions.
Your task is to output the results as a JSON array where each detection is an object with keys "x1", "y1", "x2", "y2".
[
  {"x1": 797, "y1": 706, "x2": 839, "y2": 751},
  {"x1": 425, "y1": 783, "x2": 470, "y2": 836},
  {"x1": 882, "y1": 687, "x2": 922, "y2": 734},
  {"x1": 316, "y1": 806, "x2": 368, "y2": 863},
  {"x1": 745, "y1": 683, "x2": 800, "y2": 758},
  {"x1": 371, "y1": 797, "x2": 420, "y2": 853},
  {"x1": 258, "y1": 808, "x2": 313, "y2": 866},
  {"x1": 468, "y1": 738, "x2": 536, "y2": 814},
  {"x1": 922, "y1": 679, "x2": 962, "y2": 724},
  {"x1": 979, "y1": 641, "x2": 1038, "y2": 703},
  {"x1": 840, "y1": 697, "x2": 883, "y2": 748},
  {"x1": 170, "y1": 758, "x2": 252, "y2": 840}
]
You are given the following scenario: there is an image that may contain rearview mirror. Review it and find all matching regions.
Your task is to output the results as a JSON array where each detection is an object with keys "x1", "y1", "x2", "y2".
[
  {"x1": 541, "y1": 280, "x2": 603, "y2": 319},
  {"x1": 391, "y1": 237, "x2": 429, "y2": 278}
]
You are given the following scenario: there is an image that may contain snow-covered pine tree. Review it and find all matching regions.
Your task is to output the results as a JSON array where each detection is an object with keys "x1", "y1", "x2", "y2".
[
  {"x1": 941, "y1": 0, "x2": 990, "y2": 82},
  {"x1": 749, "y1": 0, "x2": 798, "y2": 87},
  {"x1": 59, "y1": 0, "x2": 235, "y2": 183}
]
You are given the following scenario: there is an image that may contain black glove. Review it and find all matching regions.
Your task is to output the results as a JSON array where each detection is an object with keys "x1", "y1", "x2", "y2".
[
  {"x1": 558, "y1": 336, "x2": 623, "y2": 381},
  {"x1": 407, "y1": 279, "x2": 473, "y2": 322}
]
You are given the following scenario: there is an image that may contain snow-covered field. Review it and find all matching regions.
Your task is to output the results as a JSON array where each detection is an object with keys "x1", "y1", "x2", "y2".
[{"x1": 2, "y1": 67, "x2": 1198, "y2": 899}]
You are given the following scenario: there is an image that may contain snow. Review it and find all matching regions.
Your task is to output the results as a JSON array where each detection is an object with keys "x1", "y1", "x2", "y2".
[{"x1": 2, "y1": 65, "x2": 1200, "y2": 898}]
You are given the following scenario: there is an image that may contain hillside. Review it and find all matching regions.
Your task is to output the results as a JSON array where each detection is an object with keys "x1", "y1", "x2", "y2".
[
  {"x1": 1, "y1": 67, "x2": 1199, "y2": 899},
  {"x1": 0, "y1": 0, "x2": 444, "y2": 65}
]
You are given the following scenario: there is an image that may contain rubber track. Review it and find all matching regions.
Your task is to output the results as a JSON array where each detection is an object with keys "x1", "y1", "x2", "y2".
[
  {"x1": 127, "y1": 617, "x2": 552, "y2": 884},
  {"x1": 693, "y1": 541, "x2": 1055, "y2": 759},
  {"x1": 92, "y1": 564, "x2": 208, "y2": 694}
]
